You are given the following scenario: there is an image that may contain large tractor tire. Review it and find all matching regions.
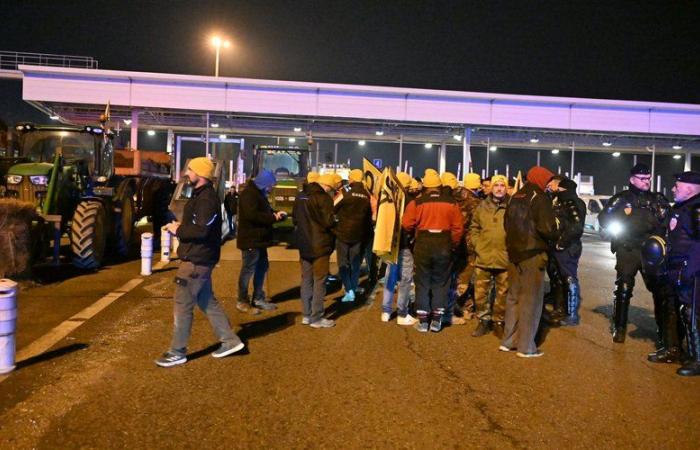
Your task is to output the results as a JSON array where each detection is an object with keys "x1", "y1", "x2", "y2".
[
  {"x1": 114, "y1": 186, "x2": 135, "y2": 257},
  {"x1": 71, "y1": 200, "x2": 107, "y2": 269}
]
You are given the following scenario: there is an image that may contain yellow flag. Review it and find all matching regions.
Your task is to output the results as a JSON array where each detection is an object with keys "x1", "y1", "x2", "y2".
[{"x1": 372, "y1": 167, "x2": 405, "y2": 264}]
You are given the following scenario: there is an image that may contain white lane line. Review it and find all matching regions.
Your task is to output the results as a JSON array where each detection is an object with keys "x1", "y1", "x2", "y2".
[{"x1": 0, "y1": 277, "x2": 144, "y2": 383}]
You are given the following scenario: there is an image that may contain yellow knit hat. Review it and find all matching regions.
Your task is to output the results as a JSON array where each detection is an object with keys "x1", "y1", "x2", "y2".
[
  {"x1": 423, "y1": 169, "x2": 442, "y2": 188},
  {"x1": 349, "y1": 169, "x2": 364, "y2": 183},
  {"x1": 464, "y1": 173, "x2": 481, "y2": 190},
  {"x1": 318, "y1": 173, "x2": 337, "y2": 188},
  {"x1": 307, "y1": 172, "x2": 320, "y2": 183},
  {"x1": 491, "y1": 174, "x2": 509, "y2": 187},
  {"x1": 188, "y1": 157, "x2": 215, "y2": 180},
  {"x1": 441, "y1": 172, "x2": 458, "y2": 189},
  {"x1": 396, "y1": 171, "x2": 411, "y2": 188}
]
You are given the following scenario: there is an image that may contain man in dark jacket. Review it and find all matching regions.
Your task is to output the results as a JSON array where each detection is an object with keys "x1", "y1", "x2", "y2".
[
  {"x1": 546, "y1": 177, "x2": 586, "y2": 326},
  {"x1": 501, "y1": 166, "x2": 559, "y2": 358},
  {"x1": 156, "y1": 157, "x2": 243, "y2": 367},
  {"x1": 293, "y1": 173, "x2": 337, "y2": 328},
  {"x1": 236, "y1": 169, "x2": 286, "y2": 313},
  {"x1": 223, "y1": 186, "x2": 238, "y2": 239},
  {"x1": 598, "y1": 163, "x2": 670, "y2": 343},
  {"x1": 334, "y1": 169, "x2": 372, "y2": 302}
]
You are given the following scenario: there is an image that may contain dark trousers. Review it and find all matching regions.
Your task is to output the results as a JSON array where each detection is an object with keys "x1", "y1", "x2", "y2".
[
  {"x1": 413, "y1": 232, "x2": 452, "y2": 315},
  {"x1": 614, "y1": 245, "x2": 664, "y2": 332},
  {"x1": 238, "y1": 248, "x2": 269, "y2": 302},
  {"x1": 171, "y1": 261, "x2": 239, "y2": 355},
  {"x1": 300, "y1": 255, "x2": 330, "y2": 322},
  {"x1": 336, "y1": 240, "x2": 363, "y2": 293},
  {"x1": 553, "y1": 241, "x2": 582, "y2": 280},
  {"x1": 502, "y1": 252, "x2": 548, "y2": 354}
]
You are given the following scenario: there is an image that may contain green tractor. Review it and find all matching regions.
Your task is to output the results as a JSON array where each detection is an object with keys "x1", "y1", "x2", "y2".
[
  {"x1": 1, "y1": 123, "x2": 173, "y2": 269},
  {"x1": 250, "y1": 145, "x2": 310, "y2": 230}
]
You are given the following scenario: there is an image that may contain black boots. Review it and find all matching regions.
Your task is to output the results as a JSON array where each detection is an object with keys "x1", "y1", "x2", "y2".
[
  {"x1": 471, "y1": 320, "x2": 492, "y2": 337},
  {"x1": 544, "y1": 280, "x2": 566, "y2": 325},
  {"x1": 559, "y1": 277, "x2": 581, "y2": 326},
  {"x1": 677, "y1": 305, "x2": 700, "y2": 376},
  {"x1": 611, "y1": 280, "x2": 633, "y2": 343}
]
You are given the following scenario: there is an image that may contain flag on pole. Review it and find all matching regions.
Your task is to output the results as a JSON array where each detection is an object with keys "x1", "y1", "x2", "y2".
[
  {"x1": 512, "y1": 170, "x2": 524, "y2": 193},
  {"x1": 372, "y1": 167, "x2": 405, "y2": 264}
]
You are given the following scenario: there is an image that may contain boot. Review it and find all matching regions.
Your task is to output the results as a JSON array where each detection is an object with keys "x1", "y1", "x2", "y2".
[
  {"x1": 647, "y1": 347, "x2": 682, "y2": 364},
  {"x1": 543, "y1": 280, "x2": 566, "y2": 325},
  {"x1": 649, "y1": 289, "x2": 682, "y2": 362},
  {"x1": 492, "y1": 321, "x2": 505, "y2": 339},
  {"x1": 559, "y1": 277, "x2": 581, "y2": 326},
  {"x1": 471, "y1": 320, "x2": 492, "y2": 337},
  {"x1": 677, "y1": 305, "x2": 700, "y2": 376},
  {"x1": 611, "y1": 280, "x2": 632, "y2": 343},
  {"x1": 430, "y1": 308, "x2": 445, "y2": 333}
]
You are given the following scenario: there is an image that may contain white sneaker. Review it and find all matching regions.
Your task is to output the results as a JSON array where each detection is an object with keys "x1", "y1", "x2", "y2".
[
  {"x1": 516, "y1": 351, "x2": 544, "y2": 358},
  {"x1": 381, "y1": 312, "x2": 391, "y2": 322},
  {"x1": 498, "y1": 345, "x2": 515, "y2": 352},
  {"x1": 397, "y1": 314, "x2": 418, "y2": 326},
  {"x1": 302, "y1": 316, "x2": 310, "y2": 325}
]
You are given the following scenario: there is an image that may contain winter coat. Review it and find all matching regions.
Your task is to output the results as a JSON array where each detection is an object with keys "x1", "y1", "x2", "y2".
[
  {"x1": 236, "y1": 180, "x2": 276, "y2": 249},
  {"x1": 176, "y1": 182, "x2": 222, "y2": 266},
  {"x1": 293, "y1": 182, "x2": 336, "y2": 260},
  {"x1": 552, "y1": 190, "x2": 586, "y2": 250},
  {"x1": 470, "y1": 194, "x2": 509, "y2": 269},
  {"x1": 504, "y1": 182, "x2": 558, "y2": 264},
  {"x1": 224, "y1": 190, "x2": 238, "y2": 215},
  {"x1": 453, "y1": 187, "x2": 482, "y2": 251},
  {"x1": 402, "y1": 188, "x2": 464, "y2": 247},
  {"x1": 333, "y1": 181, "x2": 372, "y2": 244}
]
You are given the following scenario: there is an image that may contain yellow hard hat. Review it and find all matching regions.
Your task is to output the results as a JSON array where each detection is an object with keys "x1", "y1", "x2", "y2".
[
  {"x1": 464, "y1": 173, "x2": 482, "y2": 190},
  {"x1": 318, "y1": 174, "x2": 337, "y2": 188},
  {"x1": 396, "y1": 171, "x2": 411, "y2": 188},
  {"x1": 333, "y1": 173, "x2": 343, "y2": 185},
  {"x1": 409, "y1": 178, "x2": 421, "y2": 190},
  {"x1": 349, "y1": 169, "x2": 364, "y2": 183},
  {"x1": 423, "y1": 169, "x2": 442, "y2": 188},
  {"x1": 307, "y1": 172, "x2": 320, "y2": 183},
  {"x1": 441, "y1": 172, "x2": 458, "y2": 189}
]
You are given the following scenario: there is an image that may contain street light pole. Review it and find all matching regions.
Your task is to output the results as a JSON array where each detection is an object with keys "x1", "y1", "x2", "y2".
[{"x1": 211, "y1": 36, "x2": 230, "y2": 77}]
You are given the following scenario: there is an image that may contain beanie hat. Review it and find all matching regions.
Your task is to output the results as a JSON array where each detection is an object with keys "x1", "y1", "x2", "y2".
[
  {"x1": 527, "y1": 166, "x2": 555, "y2": 191},
  {"x1": 423, "y1": 169, "x2": 442, "y2": 188},
  {"x1": 396, "y1": 171, "x2": 411, "y2": 188},
  {"x1": 491, "y1": 174, "x2": 508, "y2": 187},
  {"x1": 307, "y1": 172, "x2": 320, "y2": 183},
  {"x1": 558, "y1": 178, "x2": 577, "y2": 192},
  {"x1": 188, "y1": 157, "x2": 215, "y2": 180},
  {"x1": 318, "y1": 173, "x2": 337, "y2": 188},
  {"x1": 441, "y1": 172, "x2": 458, "y2": 189},
  {"x1": 254, "y1": 169, "x2": 277, "y2": 191},
  {"x1": 349, "y1": 169, "x2": 364, "y2": 183},
  {"x1": 464, "y1": 173, "x2": 481, "y2": 190}
]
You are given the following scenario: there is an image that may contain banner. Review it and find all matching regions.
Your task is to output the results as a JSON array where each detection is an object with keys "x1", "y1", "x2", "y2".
[
  {"x1": 512, "y1": 170, "x2": 524, "y2": 193},
  {"x1": 362, "y1": 158, "x2": 383, "y2": 199},
  {"x1": 372, "y1": 167, "x2": 405, "y2": 264}
]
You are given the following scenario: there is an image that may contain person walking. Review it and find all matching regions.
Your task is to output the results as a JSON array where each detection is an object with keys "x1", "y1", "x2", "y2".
[
  {"x1": 224, "y1": 186, "x2": 238, "y2": 239},
  {"x1": 402, "y1": 169, "x2": 464, "y2": 333},
  {"x1": 334, "y1": 169, "x2": 373, "y2": 302},
  {"x1": 236, "y1": 169, "x2": 286, "y2": 314},
  {"x1": 500, "y1": 166, "x2": 559, "y2": 357},
  {"x1": 156, "y1": 157, "x2": 244, "y2": 367},
  {"x1": 293, "y1": 173, "x2": 338, "y2": 328},
  {"x1": 469, "y1": 174, "x2": 510, "y2": 337}
]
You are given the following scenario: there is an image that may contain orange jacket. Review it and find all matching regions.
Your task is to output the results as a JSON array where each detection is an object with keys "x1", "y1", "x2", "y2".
[{"x1": 401, "y1": 189, "x2": 464, "y2": 247}]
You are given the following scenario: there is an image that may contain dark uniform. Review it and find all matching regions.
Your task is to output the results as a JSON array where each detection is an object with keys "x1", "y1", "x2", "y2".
[
  {"x1": 402, "y1": 183, "x2": 464, "y2": 332},
  {"x1": 666, "y1": 172, "x2": 700, "y2": 376},
  {"x1": 549, "y1": 178, "x2": 586, "y2": 326},
  {"x1": 598, "y1": 164, "x2": 671, "y2": 343}
]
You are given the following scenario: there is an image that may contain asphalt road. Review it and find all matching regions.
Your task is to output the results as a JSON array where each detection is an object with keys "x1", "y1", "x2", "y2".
[{"x1": 1, "y1": 234, "x2": 699, "y2": 449}]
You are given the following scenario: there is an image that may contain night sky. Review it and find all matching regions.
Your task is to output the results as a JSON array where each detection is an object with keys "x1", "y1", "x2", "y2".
[{"x1": 1, "y1": 1, "x2": 699, "y2": 193}]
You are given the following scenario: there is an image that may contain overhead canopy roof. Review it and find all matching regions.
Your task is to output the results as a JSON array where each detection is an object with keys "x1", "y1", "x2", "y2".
[{"x1": 19, "y1": 64, "x2": 700, "y2": 154}]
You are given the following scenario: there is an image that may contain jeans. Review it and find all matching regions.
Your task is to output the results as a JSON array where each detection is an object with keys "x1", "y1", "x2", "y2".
[
  {"x1": 382, "y1": 248, "x2": 414, "y2": 316},
  {"x1": 337, "y1": 240, "x2": 363, "y2": 293},
  {"x1": 501, "y1": 253, "x2": 547, "y2": 354},
  {"x1": 238, "y1": 248, "x2": 269, "y2": 302},
  {"x1": 171, "y1": 261, "x2": 240, "y2": 355},
  {"x1": 300, "y1": 255, "x2": 330, "y2": 322}
]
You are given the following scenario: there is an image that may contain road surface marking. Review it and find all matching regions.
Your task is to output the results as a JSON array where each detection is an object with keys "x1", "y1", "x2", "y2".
[{"x1": 0, "y1": 277, "x2": 144, "y2": 384}]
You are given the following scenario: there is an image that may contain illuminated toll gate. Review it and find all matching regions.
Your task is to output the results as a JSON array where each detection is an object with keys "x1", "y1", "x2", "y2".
[{"x1": 8, "y1": 63, "x2": 700, "y2": 191}]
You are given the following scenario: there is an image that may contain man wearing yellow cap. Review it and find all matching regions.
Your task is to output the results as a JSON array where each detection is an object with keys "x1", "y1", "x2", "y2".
[
  {"x1": 402, "y1": 169, "x2": 464, "y2": 332},
  {"x1": 156, "y1": 157, "x2": 244, "y2": 367},
  {"x1": 469, "y1": 174, "x2": 510, "y2": 338},
  {"x1": 334, "y1": 169, "x2": 372, "y2": 302}
]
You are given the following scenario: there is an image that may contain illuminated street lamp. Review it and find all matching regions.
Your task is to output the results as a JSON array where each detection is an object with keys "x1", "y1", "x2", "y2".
[{"x1": 211, "y1": 36, "x2": 231, "y2": 77}]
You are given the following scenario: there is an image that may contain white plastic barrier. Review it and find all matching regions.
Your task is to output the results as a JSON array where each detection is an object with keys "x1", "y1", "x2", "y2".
[
  {"x1": 0, "y1": 279, "x2": 18, "y2": 374},
  {"x1": 141, "y1": 233, "x2": 153, "y2": 276},
  {"x1": 160, "y1": 226, "x2": 171, "y2": 263}
]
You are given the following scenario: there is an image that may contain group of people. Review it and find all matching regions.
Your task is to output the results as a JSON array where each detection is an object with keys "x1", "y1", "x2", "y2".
[{"x1": 154, "y1": 155, "x2": 700, "y2": 376}]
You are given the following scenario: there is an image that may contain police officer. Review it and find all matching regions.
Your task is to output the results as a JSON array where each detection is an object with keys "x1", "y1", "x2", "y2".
[
  {"x1": 598, "y1": 163, "x2": 670, "y2": 343},
  {"x1": 546, "y1": 176, "x2": 586, "y2": 326},
  {"x1": 665, "y1": 171, "x2": 700, "y2": 376}
]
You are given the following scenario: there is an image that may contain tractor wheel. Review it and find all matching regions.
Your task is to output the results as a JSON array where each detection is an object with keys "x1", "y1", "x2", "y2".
[
  {"x1": 71, "y1": 200, "x2": 107, "y2": 269},
  {"x1": 114, "y1": 190, "x2": 135, "y2": 256}
]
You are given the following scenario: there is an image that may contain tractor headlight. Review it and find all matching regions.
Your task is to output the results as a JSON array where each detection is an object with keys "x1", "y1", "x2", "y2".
[
  {"x1": 6, "y1": 175, "x2": 22, "y2": 185},
  {"x1": 607, "y1": 221, "x2": 624, "y2": 237},
  {"x1": 30, "y1": 175, "x2": 49, "y2": 186}
]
